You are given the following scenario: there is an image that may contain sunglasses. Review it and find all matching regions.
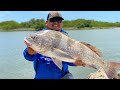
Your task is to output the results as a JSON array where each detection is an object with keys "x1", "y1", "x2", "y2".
[{"x1": 49, "y1": 18, "x2": 62, "y2": 23}]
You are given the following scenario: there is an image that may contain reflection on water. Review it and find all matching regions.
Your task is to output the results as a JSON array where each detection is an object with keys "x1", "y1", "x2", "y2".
[{"x1": 0, "y1": 29, "x2": 120, "y2": 79}]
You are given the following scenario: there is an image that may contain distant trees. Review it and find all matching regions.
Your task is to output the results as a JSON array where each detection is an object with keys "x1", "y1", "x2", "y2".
[
  {"x1": 0, "y1": 18, "x2": 120, "y2": 31},
  {"x1": 0, "y1": 21, "x2": 21, "y2": 30},
  {"x1": 20, "y1": 18, "x2": 45, "y2": 30},
  {"x1": 63, "y1": 19, "x2": 119, "y2": 29},
  {"x1": 0, "y1": 18, "x2": 46, "y2": 31}
]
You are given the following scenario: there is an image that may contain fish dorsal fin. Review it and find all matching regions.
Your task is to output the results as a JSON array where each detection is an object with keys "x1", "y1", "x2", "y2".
[{"x1": 52, "y1": 58, "x2": 63, "y2": 70}]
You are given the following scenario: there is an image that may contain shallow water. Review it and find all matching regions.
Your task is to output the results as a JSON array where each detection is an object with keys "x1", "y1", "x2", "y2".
[{"x1": 0, "y1": 29, "x2": 120, "y2": 79}]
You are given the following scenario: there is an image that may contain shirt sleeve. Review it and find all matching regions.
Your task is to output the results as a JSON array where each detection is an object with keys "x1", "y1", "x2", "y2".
[{"x1": 23, "y1": 47, "x2": 36, "y2": 61}]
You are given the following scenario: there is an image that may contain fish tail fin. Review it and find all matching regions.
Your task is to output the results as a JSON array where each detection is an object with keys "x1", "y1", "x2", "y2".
[{"x1": 103, "y1": 61, "x2": 120, "y2": 79}]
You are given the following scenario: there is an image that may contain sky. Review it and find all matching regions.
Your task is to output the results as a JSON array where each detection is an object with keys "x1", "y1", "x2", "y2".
[{"x1": 0, "y1": 11, "x2": 120, "y2": 23}]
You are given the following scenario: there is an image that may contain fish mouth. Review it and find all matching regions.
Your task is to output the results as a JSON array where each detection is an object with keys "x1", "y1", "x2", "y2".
[
  {"x1": 24, "y1": 38, "x2": 32, "y2": 47},
  {"x1": 24, "y1": 38, "x2": 46, "y2": 54}
]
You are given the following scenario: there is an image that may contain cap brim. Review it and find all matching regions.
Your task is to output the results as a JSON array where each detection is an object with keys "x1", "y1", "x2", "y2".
[
  {"x1": 49, "y1": 17, "x2": 64, "y2": 20},
  {"x1": 58, "y1": 17, "x2": 64, "y2": 20},
  {"x1": 61, "y1": 18, "x2": 64, "y2": 20}
]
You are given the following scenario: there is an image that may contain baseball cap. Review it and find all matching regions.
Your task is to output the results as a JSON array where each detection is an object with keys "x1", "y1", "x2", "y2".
[{"x1": 47, "y1": 11, "x2": 64, "y2": 20}]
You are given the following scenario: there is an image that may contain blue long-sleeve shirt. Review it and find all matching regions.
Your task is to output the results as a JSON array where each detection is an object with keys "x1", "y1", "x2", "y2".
[{"x1": 23, "y1": 29, "x2": 76, "y2": 79}]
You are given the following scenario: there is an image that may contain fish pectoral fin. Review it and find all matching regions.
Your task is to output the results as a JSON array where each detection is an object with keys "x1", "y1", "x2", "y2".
[
  {"x1": 86, "y1": 64, "x2": 97, "y2": 70},
  {"x1": 52, "y1": 58, "x2": 63, "y2": 70}
]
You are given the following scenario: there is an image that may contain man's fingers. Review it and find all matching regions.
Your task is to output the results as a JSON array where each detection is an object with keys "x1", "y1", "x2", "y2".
[
  {"x1": 75, "y1": 60, "x2": 86, "y2": 67},
  {"x1": 82, "y1": 63, "x2": 86, "y2": 67}
]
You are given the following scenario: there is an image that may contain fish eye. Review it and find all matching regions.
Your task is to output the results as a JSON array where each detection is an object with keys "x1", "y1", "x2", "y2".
[{"x1": 31, "y1": 36, "x2": 35, "y2": 39}]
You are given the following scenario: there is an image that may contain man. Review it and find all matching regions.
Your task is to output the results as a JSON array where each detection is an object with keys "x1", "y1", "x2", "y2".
[{"x1": 23, "y1": 11, "x2": 102, "y2": 79}]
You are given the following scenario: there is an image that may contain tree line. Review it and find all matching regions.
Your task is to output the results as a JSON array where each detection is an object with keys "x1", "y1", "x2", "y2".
[
  {"x1": 0, "y1": 18, "x2": 45, "y2": 31},
  {"x1": 0, "y1": 18, "x2": 120, "y2": 31}
]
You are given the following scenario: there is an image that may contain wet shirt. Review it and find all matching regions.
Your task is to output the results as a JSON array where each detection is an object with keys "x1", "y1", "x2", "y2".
[{"x1": 23, "y1": 29, "x2": 76, "y2": 79}]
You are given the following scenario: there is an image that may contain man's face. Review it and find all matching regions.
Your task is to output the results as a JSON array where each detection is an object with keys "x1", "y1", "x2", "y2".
[{"x1": 46, "y1": 17, "x2": 63, "y2": 31}]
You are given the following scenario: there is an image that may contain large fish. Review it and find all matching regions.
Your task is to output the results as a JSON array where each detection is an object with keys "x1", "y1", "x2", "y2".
[{"x1": 24, "y1": 30, "x2": 120, "y2": 79}]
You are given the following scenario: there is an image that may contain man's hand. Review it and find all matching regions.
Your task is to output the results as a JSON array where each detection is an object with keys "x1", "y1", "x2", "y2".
[
  {"x1": 74, "y1": 60, "x2": 86, "y2": 67},
  {"x1": 81, "y1": 42, "x2": 102, "y2": 57},
  {"x1": 27, "y1": 47, "x2": 37, "y2": 55},
  {"x1": 74, "y1": 60, "x2": 97, "y2": 69}
]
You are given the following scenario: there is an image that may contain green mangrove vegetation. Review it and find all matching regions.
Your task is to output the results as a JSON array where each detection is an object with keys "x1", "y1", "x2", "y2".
[{"x1": 0, "y1": 18, "x2": 120, "y2": 31}]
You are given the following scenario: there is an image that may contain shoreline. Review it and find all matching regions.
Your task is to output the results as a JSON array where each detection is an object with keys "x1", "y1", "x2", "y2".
[
  {"x1": 0, "y1": 28, "x2": 35, "y2": 32},
  {"x1": 63, "y1": 27, "x2": 116, "y2": 30},
  {"x1": 0, "y1": 27, "x2": 119, "y2": 32}
]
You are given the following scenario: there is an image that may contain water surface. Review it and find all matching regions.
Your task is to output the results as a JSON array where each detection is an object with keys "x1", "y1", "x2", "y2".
[{"x1": 0, "y1": 29, "x2": 120, "y2": 79}]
